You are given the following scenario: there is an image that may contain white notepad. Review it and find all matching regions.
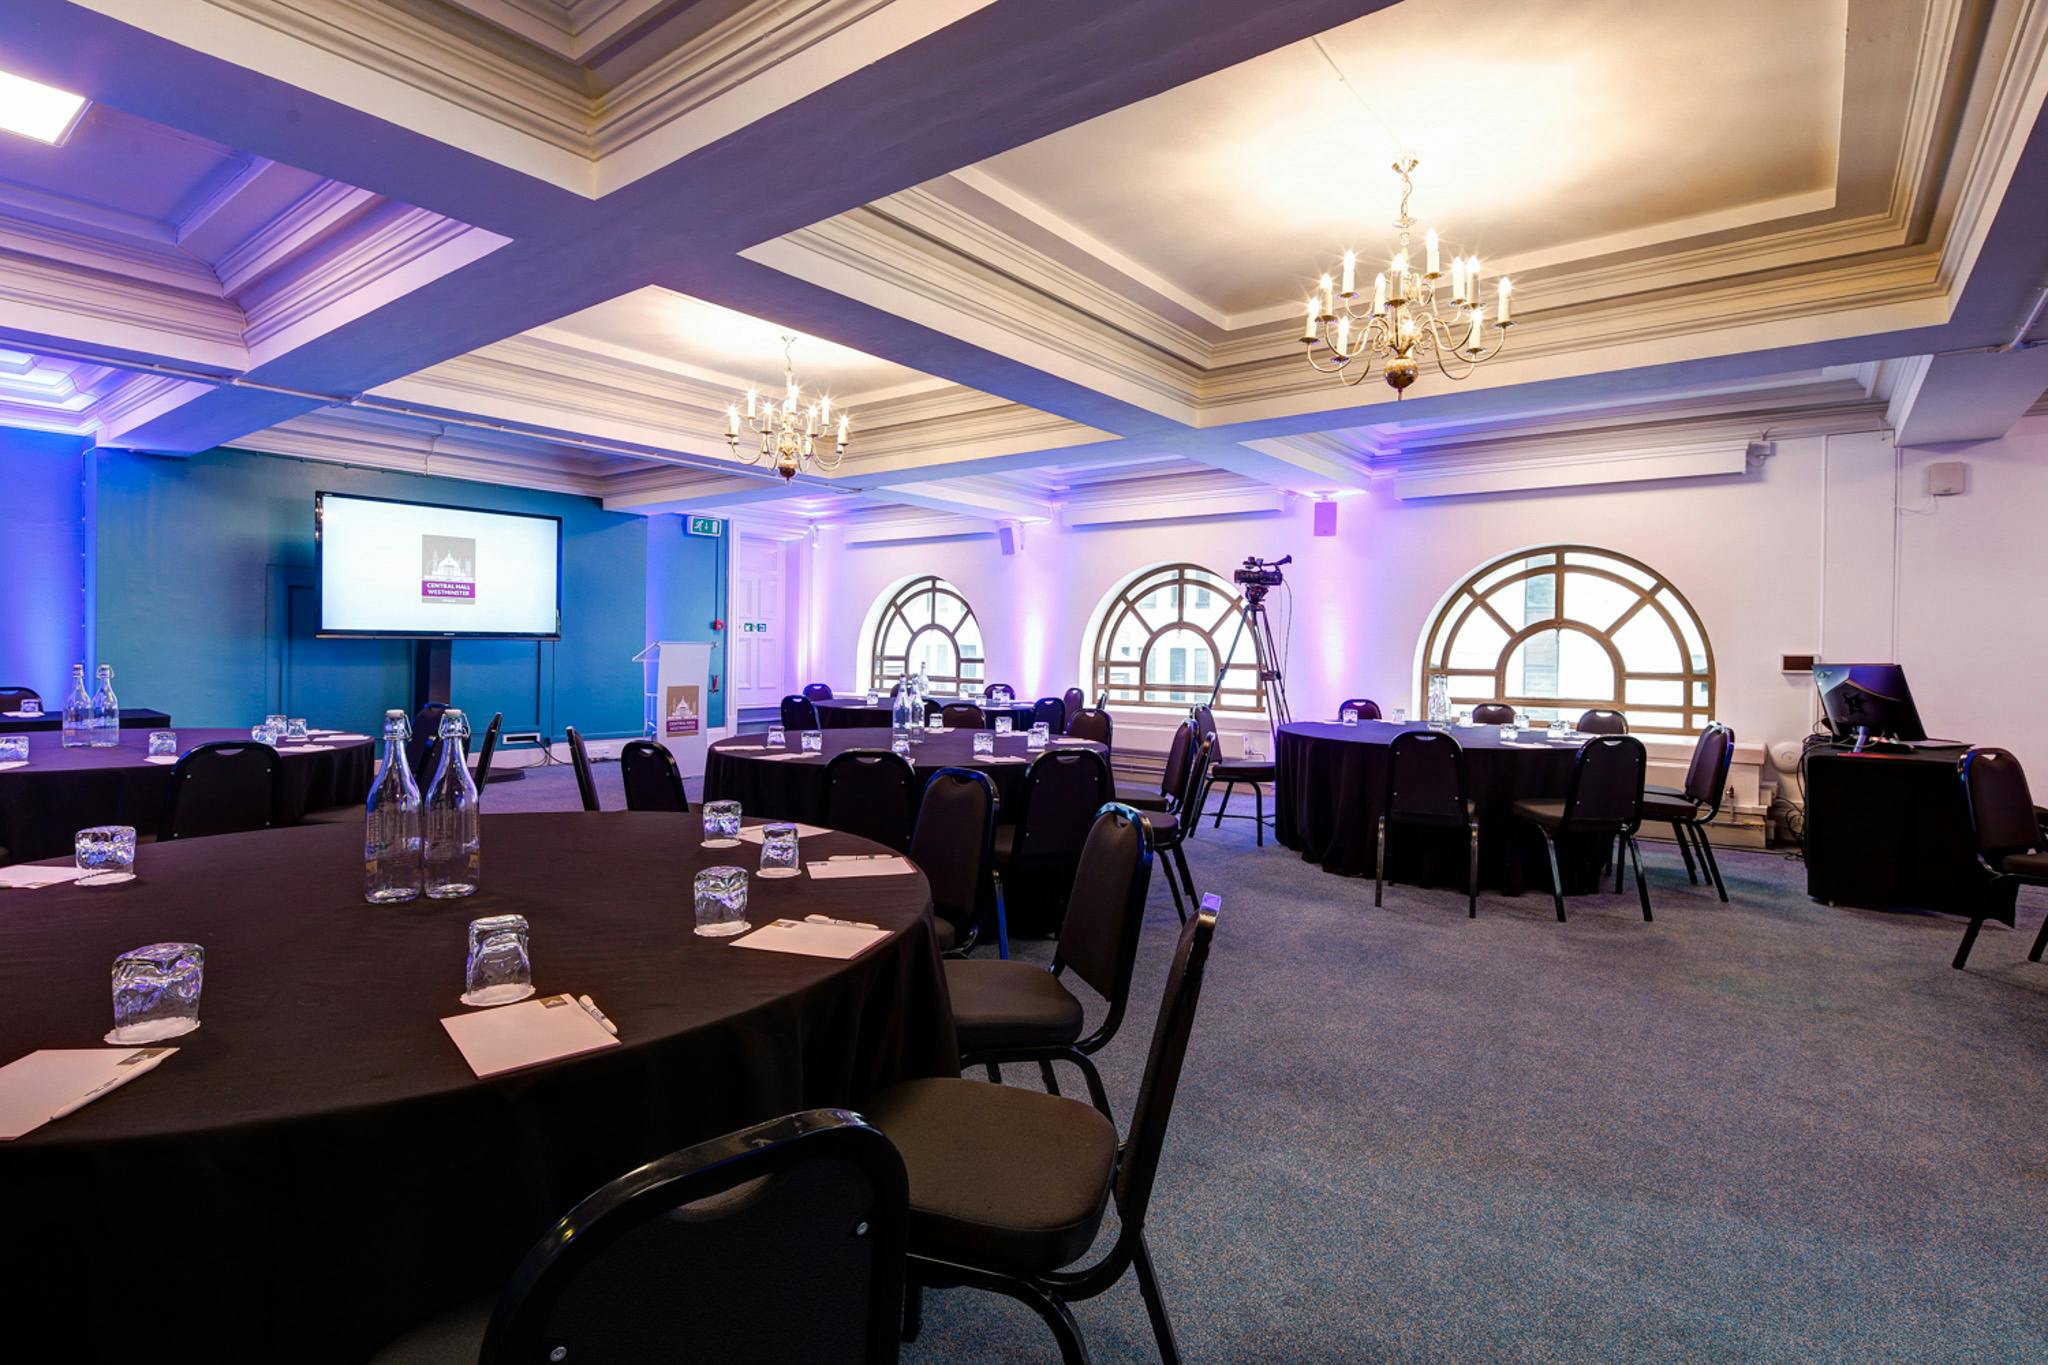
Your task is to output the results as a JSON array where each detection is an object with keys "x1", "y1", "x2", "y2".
[
  {"x1": 734, "y1": 822, "x2": 831, "y2": 843},
  {"x1": 143, "y1": 754, "x2": 178, "y2": 765},
  {"x1": 0, "y1": 760, "x2": 27, "y2": 772},
  {"x1": 974, "y1": 755, "x2": 1027, "y2": 765},
  {"x1": 440, "y1": 994, "x2": 620, "y2": 1078},
  {"x1": 758, "y1": 751, "x2": 819, "y2": 762},
  {"x1": 715, "y1": 744, "x2": 769, "y2": 752},
  {"x1": 0, "y1": 1047, "x2": 176, "y2": 1140},
  {"x1": 806, "y1": 856, "x2": 918, "y2": 880},
  {"x1": 731, "y1": 918, "x2": 890, "y2": 960},
  {"x1": 321, "y1": 733, "x2": 371, "y2": 743},
  {"x1": 0, "y1": 864, "x2": 93, "y2": 889}
]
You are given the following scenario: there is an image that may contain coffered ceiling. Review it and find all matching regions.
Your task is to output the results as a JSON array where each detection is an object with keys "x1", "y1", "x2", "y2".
[{"x1": 0, "y1": 0, "x2": 2043, "y2": 534}]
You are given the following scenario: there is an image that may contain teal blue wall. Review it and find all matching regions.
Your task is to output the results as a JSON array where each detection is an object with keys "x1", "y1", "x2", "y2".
[
  {"x1": 90, "y1": 446, "x2": 724, "y2": 737},
  {"x1": 0, "y1": 429, "x2": 90, "y2": 704}
]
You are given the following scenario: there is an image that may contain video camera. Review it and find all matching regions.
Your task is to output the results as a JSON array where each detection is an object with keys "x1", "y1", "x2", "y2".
[{"x1": 1233, "y1": 555, "x2": 1291, "y2": 596}]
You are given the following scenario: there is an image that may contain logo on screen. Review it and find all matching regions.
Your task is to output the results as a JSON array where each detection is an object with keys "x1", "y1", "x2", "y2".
[
  {"x1": 421, "y1": 534, "x2": 477, "y2": 602},
  {"x1": 664, "y1": 685, "x2": 701, "y2": 737}
]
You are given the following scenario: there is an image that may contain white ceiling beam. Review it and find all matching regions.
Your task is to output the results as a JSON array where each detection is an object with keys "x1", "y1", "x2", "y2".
[
  {"x1": 602, "y1": 474, "x2": 825, "y2": 516},
  {"x1": 862, "y1": 476, "x2": 1055, "y2": 523},
  {"x1": 1887, "y1": 345, "x2": 2048, "y2": 446}
]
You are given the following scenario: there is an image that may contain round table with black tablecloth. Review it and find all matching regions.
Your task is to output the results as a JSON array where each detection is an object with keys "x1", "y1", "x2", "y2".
[
  {"x1": 0, "y1": 813, "x2": 954, "y2": 1361},
  {"x1": 0, "y1": 705, "x2": 171, "y2": 735},
  {"x1": 1275, "y1": 720, "x2": 1612, "y2": 893},
  {"x1": 0, "y1": 727, "x2": 374, "y2": 862},
  {"x1": 705, "y1": 726, "x2": 1105, "y2": 823},
  {"x1": 813, "y1": 696, "x2": 1039, "y2": 730}
]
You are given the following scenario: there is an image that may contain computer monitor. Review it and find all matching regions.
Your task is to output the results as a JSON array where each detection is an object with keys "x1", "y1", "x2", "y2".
[{"x1": 1813, "y1": 663, "x2": 1927, "y2": 742}]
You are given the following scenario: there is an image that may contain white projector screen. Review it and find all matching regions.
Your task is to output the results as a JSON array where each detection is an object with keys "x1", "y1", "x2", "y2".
[{"x1": 317, "y1": 492, "x2": 562, "y2": 638}]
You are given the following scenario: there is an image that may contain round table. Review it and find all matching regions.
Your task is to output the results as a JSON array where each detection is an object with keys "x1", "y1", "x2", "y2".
[
  {"x1": 814, "y1": 696, "x2": 1038, "y2": 730},
  {"x1": 705, "y1": 726, "x2": 1105, "y2": 823},
  {"x1": 0, "y1": 814, "x2": 953, "y2": 1360},
  {"x1": 1274, "y1": 720, "x2": 1610, "y2": 893},
  {"x1": 0, "y1": 705, "x2": 171, "y2": 735},
  {"x1": 0, "y1": 726, "x2": 374, "y2": 862}
]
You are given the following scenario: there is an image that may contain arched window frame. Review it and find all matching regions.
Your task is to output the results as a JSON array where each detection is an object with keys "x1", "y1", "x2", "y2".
[
  {"x1": 1420, "y1": 545, "x2": 1716, "y2": 735},
  {"x1": 866, "y1": 575, "x2": 985, "y2": 693},
  {"x1": 1089, "y1": 562, "x2": 1267, "y2": 715}
]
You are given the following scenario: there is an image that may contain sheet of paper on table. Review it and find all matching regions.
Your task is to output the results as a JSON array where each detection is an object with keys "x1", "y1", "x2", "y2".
[
  {"x1": 0, "y1": 864, "x2": 94, "y2": 889},
  {"x1": 807, "y1": 856, "x2": 918, "y2": 880},
  {"x1": 440, "y1": 994, "x2": 620, "y2": 1078},
  {"x1": 975, "y1": 755, "x2": 1027, "y2": 764},
  {"x1": 716, "y1": 744, "x2": 769, "y2": 752},
  {"x1": 757, "y1": 751, "x2": 819, "y2": 762},
  {"x1": 319, "y1": 734, "x2": 370, "y2": 743},
  {"x1": 731, "y1": 917, "x2": 890, "y2": 959},
  {"x1": 0, "y1": 1047, "x2": 177, "y2": 1140},
  {"x1": 734, "y1": 822, "x2": 832, "y2": 843}
]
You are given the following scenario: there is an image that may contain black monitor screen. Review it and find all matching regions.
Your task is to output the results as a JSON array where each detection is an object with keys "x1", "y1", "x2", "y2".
[{"x1": 1813, "y1": 663, "x2": 1926, "y2": 742}]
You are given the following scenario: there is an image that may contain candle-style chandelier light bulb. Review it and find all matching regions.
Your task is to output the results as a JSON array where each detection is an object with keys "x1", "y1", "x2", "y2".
[
  {"x1": 1299, "y1": 158, "x2": 1514, "y2": 395},
  {"x1": 727, "y1": 334, "x2": 851, "y2": 481}
]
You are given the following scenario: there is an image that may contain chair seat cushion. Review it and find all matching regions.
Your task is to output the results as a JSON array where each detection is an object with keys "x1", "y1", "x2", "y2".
[
  {"x1": 865, "y1": 1077, "x2": 1117, "y2": 1276},
  {"x1": 1645, "y1": 782, "x2": 1685, "y2": 800},
  {"x1": 366, "y1": 1296, "x2": 492, "y2": 1365},
  {"x1": 945, "y1": 959, "x2": 1085, "y2": 1052},
  {"x1": 1511, "y1": 797, "x2": 1567, "y2": 831},
  {"x1": 1146, "y1": 808, "x2": 1178, "y2": 837},
  {"x1": 1212, "y1": 761, "x2": 1275, "y2": 781},
  {"x1": 1122, "y1": 793, "x2": 1172, "y2": 813},
  {"x1": 1642, "y1": 792, "x2": 1704, "y2": 823},
  {"x1": 2001, "y1": 850, "x2": 2048, "y2": 880},
  {"x1": 935, "y1": 916, "x2": 959, "y2": 953}
]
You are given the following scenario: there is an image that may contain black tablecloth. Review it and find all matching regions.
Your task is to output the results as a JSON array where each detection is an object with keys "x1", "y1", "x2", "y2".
[
  {"x1": 0, "y1": 727, "x2": 374, "y2": 862},
  {"x1": 814, "y1": 697, "x2": 1038, "y2": 730},
  {"x1": 0, "y1": 813, "x2": 953, "y2": 1360},
  {"x1": 0, "y1": 706, "x2": 170, "y2": 734},
  {"x1": 705, "y1": 726, "x2": 1104, "y2": 823},
  {"x1": 1804, "y1": 745, "x2": 1987, "y2": 912},
  {"x1": 1275, "y1": 720, "x2": 1611, "y2": 893}
]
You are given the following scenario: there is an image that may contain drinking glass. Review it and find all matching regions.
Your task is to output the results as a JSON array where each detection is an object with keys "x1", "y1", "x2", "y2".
[
  {"x1": 801, "y1": 730, "x2": 824, "y2": 754},
  {"x1": 75, "y1": 825, "x2": 137, "y2": 885},
  {"x1": 865, "y1": 691, "x2": 880, "y2": 707},
  {"x1": 286, "y1": 718, "x2": 310, "y2": 743},
  {"x1": 758, "y1": 823, "x2": 801, "y2": 878},
  {"x1": 766, "y1": 726, "x2": 786, "y2": 748},
  {"x1": 972, "y1": 731, "x2": 995, "y2": 756},
  {"x1": 1549, "y1": 720, "x2": 1570, "y2": 741},
  {"x1": 1340, "y1": 707, "x2": 1359, "y2": 726},
  {"x1": 251, "y1": 723, "x2": 279, "y2": 747},
  {"x1": 891, "y1": 736, "x2": 910, "y2": 756},
  {"x1": 461, "y1": 914, "x2": 534, "y2": 1007},
  {"x1": 694, "y1": 866, "x2": 750, "y2": 936},
  {"x1": 1393, "y1": 707, "x2": 1407, "y2": 724},
  {"x1": 265, "y1": 714, "x2": 287, "y2": 733},
  {"x1": 1500, "y1": 725, "x2": 1517, "y2": 741},
  {"x1": 702, "y1": 799, "x2": 742, "y2": 848},
  {"x1": 995, "y1": 715, "x2": 1013, "y2": 734},
  {"x1": 147, "y1": 730, "x2": 178, "y2": 758},
  {"x1": 1455, "y1": 710, "x2": 1472, "y2": 727},
  {"x1": 18, "y1": 698, "x2": 39, "y2": 716},
  {"x1": 1028, "y1": 722, "x2": 1050, "y2": 750},
  {"x1": 107, "y1": 942, "x2": 203, "y2": 1044},
  {"x1": 0, "y1": 735, "x2": 27, "y2": 766}
]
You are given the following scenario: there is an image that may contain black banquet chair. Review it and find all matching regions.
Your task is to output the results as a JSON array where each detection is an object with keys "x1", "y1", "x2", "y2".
[
  {"x1": 940, "y1": 702, "x2": 985, "y2": 730},
  {"x1": 995, "y1": 747, "x2": 1114, "y2": 933},
  {"x1": 1120, "y1": 720, "x2": 1207, "y2": 920},
  {"x1": 368, "y1": 1109, "x2": 908, "y2": 1365},
  {"x1": 824, "y1": 749, "x2": 919, "y2": 852},
  {"x1": 803, "y1": 682, "x2": 835, "y2": 701},
  {"x1": 407, "y1": 701, "x2": 448, "y2": 781},
  {"x1": 1513, "y1": 734, "x2": 1650, "y2": 921},
  {"x1": 160, "y1": 740, "x2": 284, "y2": 841},
  {"x1": 1066, "y1": 706, "x2": 1112, "y2": 747},
  {"x1": 780, "y1": 694, "x2": 821, "y2": 731},
  {"x1": 1953, "y1": 747, "x2": 2048, "y2": 969},
  {"x1": 1032, "y1": 696, "x2": 1067, "y2": 733},
  {"x1": 1061, "y1": 687, "x2": 1086, "y2": 733},
  {"x1": 1577, "y1": 708, "x2": 1628, "y2": 734},
  {"x1": 1376, "y1": 729, "x2": 1480, "y2": 917},
  {"x1": 910, "y1": 767, "x2": 1005, "y2": 957},
  {"x1": 1472, "y1": 702, "x2": 1516, "y2": 725},
  {"x1": 564, "y1": 725, "x2": 601, "y2": 812},
  {"x1": 875, "y1": 897, "x2": 1220, "y2": 1365},
  {"x1": 619, "y1": 738, "x2": 690, "y2": 813},
  {"x1": 1641, "y1": 722, "x2": 1734, "y2": 900},
  {"x1": 1338, "y1": 697, "x2": 1382, "y2": 720},
  {"x1": 470, "y1": 711, "x2": 503, "y2": 794},
  {"x1": 0, "y1": 685, "x2": 41, "y2": 712}
]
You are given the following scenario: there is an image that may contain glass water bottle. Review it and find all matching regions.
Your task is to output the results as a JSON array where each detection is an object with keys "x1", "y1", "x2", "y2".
[
  {"x1": 364, "y1": 709, "x2": 423, "y2": 903},
  {"x1": 422, "y1": 709, "x2": 480, "y2": 899},
  {"x1": 89, "y1": 664, "x2": 120, "y2": 747},
  {"x1": 61, "y1": 664, "x2": 91, "y2": 748},
  {"x1": 891, "y1": 685, "x2": 916, "y2": 743}
]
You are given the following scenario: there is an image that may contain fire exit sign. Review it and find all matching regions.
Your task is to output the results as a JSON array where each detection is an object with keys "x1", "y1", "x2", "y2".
[{"x1": 686, "y1": 516, "x2": 723, "y2": 537}]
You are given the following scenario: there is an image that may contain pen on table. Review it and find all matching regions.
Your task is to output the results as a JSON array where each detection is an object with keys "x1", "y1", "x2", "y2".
[
  {"x1": 575, "y1": 995, "x2": 619, "y2": 1035},
  {"x1": 827, "y1": 854, "x2": 893, "y2": 863},
  {"x1": 806, "y1": 913, "x2": 880, "y2": 930}
]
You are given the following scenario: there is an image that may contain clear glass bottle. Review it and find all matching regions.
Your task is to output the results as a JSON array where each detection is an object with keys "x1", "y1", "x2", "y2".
[
  {"x1": 364, "y1": 709, "x2": 423, "y2": 903},
  {"x1": 1427, "y1": 673, "x2": 1452, "y2": 726},
  {"x1": 89, "y1": 664, "x2": 120, "y2": 747},
  {"x1": 891, "y1": 684, "x2": 916, "y2": 744},
  {"x1": 61, "y1": 663, "x2": 91, "y2": 748},
  {"x1": 422, "y1": 709, "x2": 480, "y2": 899}
]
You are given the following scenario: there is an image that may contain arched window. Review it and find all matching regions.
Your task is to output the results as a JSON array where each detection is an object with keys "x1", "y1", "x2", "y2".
[
  {"x1": 1420, "y1": 546, "x2": 1715, "y2": 734},
  {"x1": 1089, "y1": 562, "x2": 1265, "y2": 714},
  {"x1": 867, "y1": 575, "x2": 985, "y2": 692}
]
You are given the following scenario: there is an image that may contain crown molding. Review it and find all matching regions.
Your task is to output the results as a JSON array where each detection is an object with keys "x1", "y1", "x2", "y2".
[
  {"x1": 0, "y1": 214, "x2": 224, "y2": 297},
  {"x1": 215, "y1": 181, "x2": 381, "y2": 297},
  {"x1": 233, "y1": 409, "x2": 614, "y2": 497},
  {"x1": 1061, "y1": 477, "x2": 1286, "y2": 528},
  {"x1": 0, "y1": 250, "x2": 249, "y2": 368}
]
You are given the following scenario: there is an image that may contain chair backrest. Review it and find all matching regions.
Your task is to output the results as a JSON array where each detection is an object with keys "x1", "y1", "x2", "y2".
[
  {"x1": 802, "y1": 683, "x2": 835, "y2": 702},
  {"x1": 1112, "y1": 897, "x2": 1219, "y2": 1234},
  {"x1": 824, "y1": 750, "x2": 919, "y2": 851},
  {"x1": 1384, "y1": 729, "x2": 1468, "y2": 823},
  {"x1": 1338, "y1": 697, "x2": 1382, "y2": 720},
  {"x1": 1066, "y1": 707, "x2": 1113, "y2": 747},
  {"x1": 1012, "y1": 748, "x2": 1114, "y2": 863},
  {"x1": 909, "y1": 767, "x2": 997, "y2": 929},
  {"x1": 479, "y1": 1109, "x2": 906, "y2": 1365},
  {"x1": 620, "y1": 739, "x2": 690, "y2": 813},
  {"x1": 1683, "y1": 723, "x2": 1735, "y2": 815},
  {"x1": 162, "y1": 741, "x2": 283, "y2": 841},
  {"x1": 1191, "y1": 704, "x2": 1219, "y2": 756},
  {"x1": 780, "y1": 695, "x2": 821, "y2": 730},
  {"x1": 939, "y1": 702, "x2": 985, "y2": 730},
  {"x1": 1577, "y1": 709, "x2": 1628, "y2": 735},
  {"x1": 1472, "y1": 702, "x2": 1516, "y2": 725},
  {"x1": 1175, "y1": 732, "x2": 1215, "y2": 833},
  {"x1": 1061, "y1": 688, "x2": 1086, "y2": 732},
  {"x1": 0, "y1": 686, "x2": 41, "y2": 710},
  {"x1": 1559, "y1": 734, "x2": 1646, "y2": 830},
  {"x1": 981, "y1": 683, "x2": 1014, "y2": 700},
  {"x1": 471, "y1": 712, "x2": 503, "y2": 793},
  {"x1": 564, "y1": 726, "x2": 600, "y2": 812},
  {"x1": 1961, "y1": 747, "x2": 2039, "y2": 858},
  {"x1": 1156, "y1": 720, "x2": 1196, "y2": 805},
  {"x1": 407, "y1": 702, "x2": 448, "y2": 779},
  {"x1": 1032, "y1": 696, "x2": 1066, "y2": 733},
  {"x1": 1053, "y1": 804, "x2": 1155, "y2": 1009}
]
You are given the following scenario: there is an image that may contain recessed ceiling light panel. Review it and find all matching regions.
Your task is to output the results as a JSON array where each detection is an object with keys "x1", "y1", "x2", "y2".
[{"x1": 0, "y1": 70, "x2": 89, "y2": 146}]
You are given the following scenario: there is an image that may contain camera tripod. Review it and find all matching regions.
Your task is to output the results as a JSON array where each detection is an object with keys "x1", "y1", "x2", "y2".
[{"x1": 1209, "y1": 585, "x2": 1291, "y2": 725}]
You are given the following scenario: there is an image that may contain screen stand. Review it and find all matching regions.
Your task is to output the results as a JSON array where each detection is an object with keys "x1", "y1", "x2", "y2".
[
  {"x1": 1852, "y1": 725, "x2": 1870, "y2": 754},
  {"x1": 412, "y1": 639, "x2": 452, "y2": 715}
]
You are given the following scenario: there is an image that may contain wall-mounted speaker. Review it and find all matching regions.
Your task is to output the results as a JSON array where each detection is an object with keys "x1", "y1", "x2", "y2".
[
  {"x1": 1313, "y1": 499, "x2": 1338, "y2": 537},
  {"x1": 997, "y1": 522, "x2": 1022, "y2": 556}
]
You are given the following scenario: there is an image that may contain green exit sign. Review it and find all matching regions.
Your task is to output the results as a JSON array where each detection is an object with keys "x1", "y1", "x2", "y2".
[{"x1": 686, "y1": 516, "x2": 723, "y2": 538}]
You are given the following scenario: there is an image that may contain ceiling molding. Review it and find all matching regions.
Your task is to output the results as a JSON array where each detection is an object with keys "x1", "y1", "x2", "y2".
[{"x1": 214, "y1": 181, "x2": 380, "y2": 297}]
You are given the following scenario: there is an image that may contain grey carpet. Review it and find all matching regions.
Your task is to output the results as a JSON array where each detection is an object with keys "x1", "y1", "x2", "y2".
[{"x1": 480, "y1": 767, "x2": 2048, "y2": 1362}]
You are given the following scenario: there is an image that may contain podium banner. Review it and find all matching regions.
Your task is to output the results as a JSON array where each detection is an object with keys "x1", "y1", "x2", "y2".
[{"x1": 650, "y1": 640, "x2": 712, "y2": 778}]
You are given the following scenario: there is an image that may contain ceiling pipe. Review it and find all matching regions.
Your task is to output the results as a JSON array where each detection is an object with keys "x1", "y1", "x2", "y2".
[{"x1": 1998, "y1": 284, "x2": 2048, "y2": 353}]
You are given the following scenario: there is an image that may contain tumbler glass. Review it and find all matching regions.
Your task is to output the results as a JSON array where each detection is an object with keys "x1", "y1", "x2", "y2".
[
  {"x1": 1393, "y1": 708, "x2": 1407, "y2": 724},
  {"x1": 972, "y1": 731, "x2": 995, "y2": 756},
  {"x1": 147, "y1": 731, "x2": 178, "y2": 758},
  {"x1": 1500, "y1": 725, "x2": 1517, "y2": 741},
  {"x1": 0, "y1": 735, "x2": 27, "y2": 766},
  {"x1": 891, "y1": 736, "x2": 910, "y2": 756},
  {"x1": 107, "y1": 942, "x2": 203, "y2": 1044},
  {"x1": 18, "y1": 697, "x2": 40, "y2": 716},
  {"x1": 461, "y1": 914, "x2": 534, "y2": 1007},
  {"x1": 801, "y1": 730, "x2": 823, "y2": 754},
  {"x1": 766, "y1": 726, "x2": 786, "y2": 748},
  {"x1": 694, "y1": 866, "x2": 750, "y2": 936},
  {"x1": 1340, "y1": 707, "x2": 1359, "y2": 727},
  {"x1": 995, "y1": 715, "x2": 1013, "y2": 734},
  {"x1": 702, "y1": 799, "x2": 743, "y2": 848},
  {"x1": 266, "y1": 713, "x2": 287, "y2": 731},
  {"x1": 75, "y1": 825, "x2": 137, "y2": 885},
  {"x1": 251, "y1": 723, "x2": 279, "y2": 747},
  {"x1": 286, "y1": 718, "x2": 310, "y2": 743},
  {"x1": 866, "y1": 691, "x2": 881, "y2": 707},
  {"x1": 1028, "y1": 722, "x2": 1051, "y2": 750},
  {"x1": 758, "y1": 823, "x2": 801, "y2": 878},
  {"x1": 1549, "y1": 719, "x2": 1570, "y2": 741}
]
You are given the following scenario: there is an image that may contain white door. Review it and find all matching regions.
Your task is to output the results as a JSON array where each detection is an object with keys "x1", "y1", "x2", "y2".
[{"x1": 731, "y1": 534, "x2": 787, "y2": 712}]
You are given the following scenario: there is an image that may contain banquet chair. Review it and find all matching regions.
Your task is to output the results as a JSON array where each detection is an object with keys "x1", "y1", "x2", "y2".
[
  {"x1": 1512, "y1": 735, "x2": 1650, "y2": 922},
  {"x1": 1032, "y1": 697, "x2": 1067, "y2": 734},
  {"x1": 0, "y1": 685, "x2": 40, "y2": 711},
  {"x1": 619, "y1": 739, "x2": 690, "y2": 813},
  {"x1": 564, "y1": 726, "x2": 600, "y2": 812},
  {"x1": 781, "y1": 695, "x2": 821, "y2": 731},
  {"x1": 470, "y1": 712, "x2": 502, "y2": 792},
  {"x1": 803, "y1": 683, "x2": 835, "y2": 701},
  {"x1": 1208, "y1": 733, "x2": 1277, "y2": 848},
  {"x1": 1148, "y1": 732, "x2": 1213, "y2": 922},
  {"x1": 911, "y1": 767, "x2": 1004, "y2": 957},
  {"x1": 1061, "y1": 687, "x2": 1086, "y2": 733},
  {"x1": 825, "y1": 749, "x2": 920, "y2": 851},
  {"x1": 1376, "y1": 730, "x2": 1480, "y2": 917},
  {"x1": 1338, "y1": 697, "x2": 1383, "y2": 720},
  {"x1": 950, "y1": 804, "x2": 1155, "y2": 1114},
  {"x1": 1953, "y1": 747, "x2": 2048, "y2": 969},
  {"x1": 940, "y1": 702, "x2": 985, "y2": 730},
  {"x1": 876, "y1": 898, "x2": 1219, "y2": 1365},
  {"x1": 160, "y1": 741, "x2": 283, "y2": 841},
  {"x1": 1472, "y1": 703, "x2": 1516, "y2": 725},
  {"x1": 1577, "y1": 709, "x2": 1628, "y2": 735},
  {"x1": 996, "y1": 748, "x2": 1114, "y2": 933},
  {"x1": 368, "y1": 1109, "x2": 908, "y2": 1365},
  {"x1": 1641, "y1": 722, "x2": 1734, "y2": 901},
  {"x1": 1066, "y1": 707, "x2": 1112, "y2": 747},
  {"x1": 982, "y1": 683, "x2": 1016, "y2": 701},
  {"x1": 1121, "y1": 720, "x2": 1193, "y2": 816}
]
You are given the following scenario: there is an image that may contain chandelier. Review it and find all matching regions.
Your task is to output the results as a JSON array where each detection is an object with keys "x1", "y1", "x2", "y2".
[
  {"x1": 725, "y1": 334, "x2": 849, "y2": 481},
  {"x1": 1301, "y1": 158, "x2": 1513, "y2": 395}
]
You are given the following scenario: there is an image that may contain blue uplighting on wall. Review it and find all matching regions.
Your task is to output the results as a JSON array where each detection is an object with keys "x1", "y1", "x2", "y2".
[{"x1": 0, "y1": 428, "x2": 90, "y2": 702}]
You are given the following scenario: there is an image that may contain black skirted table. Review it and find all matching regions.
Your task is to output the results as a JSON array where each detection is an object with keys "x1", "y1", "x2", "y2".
[
  {"x1": 0, "y1": 706, "x2": 170, "y2": 734},
  {"x1": 705, "y1": 726, "x2": 1105, "y2": 823},
  {"x1": 0, "y1": 727, "x2": 374, "y2": 862},
  {"x1": 1803, "y1": 744, "x2": 1986, "y2": 912},
  {"x1": 813, "y1": 696, "x2": 1038, "y2": 730},
  {"x1": 1275, "y1": 719, "x2": 1612, "y2": 894},
  {"x1": 0, "y1": 813, "x2": 954, "y2": 1360}
]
